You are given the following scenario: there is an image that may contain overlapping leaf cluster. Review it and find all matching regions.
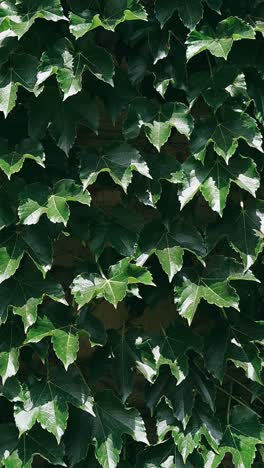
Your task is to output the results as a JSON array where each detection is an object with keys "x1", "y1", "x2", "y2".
[{"x1": 0, "y1": 0, "x2": 263, "y2": 467}]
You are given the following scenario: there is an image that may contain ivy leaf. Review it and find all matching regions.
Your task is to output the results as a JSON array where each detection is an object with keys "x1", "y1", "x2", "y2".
[
  {"x1": 207, "y1": 200, "x2": 264, "y2": 269},
  {"x1": 0, "y1": 316, "x2": 25, "y2": 384},
  {"x1": 79, "y1": 142, "x2": 151, "y2": 192},
  {"x1": 0, "y1": 424, "x2": 18, "y2": 464},
  {"x1": 25, "y1": 304, "x2": 79, "y2": 370},
  {"x1": 76, "y1": 39, "x2": 114, "y2": 87},
  {"x1": 28, "y1": 87, "x2": 99, "y2": 155},
  {"x1": 71, "y1": 257, "x2": 154, "y2": 308},
  {"x1": 174, "y1": 256, "x2": 257, "y2": 324},
  {"x1": 14, "y1": 367, "x2": 94, "y2": 443},
  {"x1": 18, "y1": 180, "x2": 90, "y2": 226},
  {"x1": 123, "y1": 98, "x2": 193, "y2": 151},
  {"x1": 179, "y1": 153, "x2": 260, "y2": 215},
  {"x1": 69, "y1": 0, "x2": 147, "y2": 38},
  {"x1": 65, "y1": 391, "x2": 148, "y2": 468},
  {"x1": 109, "y1": 329, "x2": 139, "y2": 403},
  {"x1": 77, "y1": 308, "x2": 107, "y2": 348},
  {"x1": 157, "y1": 400, "x2": 222, "y2": 461},
  {"x1": 137, "y1": 218, "x2": 206, "y2": 281},
  {"x1": 0, "y1": 262, "x2": 66, "y2": 330},
  {"x1": 246, "y1": 69, "x2": 264, "y2": 125},
  {"x1": 186, "y1": 17, "x2": 255, "y2": 61},
  {"x1": 174, "y1": 0, "x2": 204, "y2": 31},
  {"x1": 0, "y1": 138, "x2": 45, "y2": 179},
  {"x1": 141, "y1": 322, "x2": 203, "y2": 385},
  {"x1": 135, "y1": 439, "x2": 203, "y2": 468},
  {"x1": 188, "y1": 65, "x2": 240, "y2": 110},
  {"x1": 10, "y1": 425, "x2": 65, "y2": 467},
  {"x1": 204, "y1": 406, "x2": 264, "y2": 468},
  {"x1": 37, "y1": 37, "x2": 83, "y2": 100},
  {"x1": 155, "y1": 0, "x2": 177, "y2": 28},
  {"x1": 190, "y1": 107, "x2": 263, "y2": 162},
  {"x1": 0, "y1": 224, "x2": 53, "y2": 282},
  {"x1": 0, "y1": 53, "x2": 39, "y2": 117},
  {"x1": 0, "y1": 0, "x2": 67, "y2": 39},
  {"x1": 204, "y1": 325, "x2": 231, "y2": 382},
  {"x1": 156, "y1": 0, "x2": 204, "y2": 31},
  {"x1": 0, "y1": 230, "x2": 25, "y2": 284}
]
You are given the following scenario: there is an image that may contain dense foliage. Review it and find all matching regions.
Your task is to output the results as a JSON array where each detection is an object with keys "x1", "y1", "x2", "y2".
[{"x1": 0, "y1": 0, "x2": 264, "y2": 466}]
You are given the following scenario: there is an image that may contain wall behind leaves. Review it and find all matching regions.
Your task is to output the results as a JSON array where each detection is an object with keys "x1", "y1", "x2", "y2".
[{"x1": 0, "y1": 0, "x2": 263, "y2": 467}]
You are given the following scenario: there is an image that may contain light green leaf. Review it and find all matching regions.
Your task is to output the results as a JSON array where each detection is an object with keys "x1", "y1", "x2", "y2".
[
  {"x1": 71, "y1": 257, "x2": 154, "y2": 308},
  {"x1": 18, "y1": 180, "x2": 90, "y2": 226},
  {"x1": 69, "y1": 0, "x2": 147, "y2": 38},
  {"x1": 174, "y1": 256, "x2": 257, "y2": 324},
  {"x1": 204, "y1": 406, "x2": 264, "y2": 468},
  {"x1": 0, "y1": 0, "x2": 67, "y2": 39},
  {"x1": 0, "y1": 139, "x2": 45, "y2": 179},
  {"x1": 186, "y1": 16, "x2": 255, "y2": 61},
  {"x1": 25, "y1": 304, "x2": 79, "y2": 370},
  {"x1": 0, "y1": 53, "x2": 39, "y2": 117},
  {"x1": 179, "y1": 153, "x2": 260, "y2": 215},
  {"x1": 14, "y1": 367, "x2": 94, "y2": 442}
]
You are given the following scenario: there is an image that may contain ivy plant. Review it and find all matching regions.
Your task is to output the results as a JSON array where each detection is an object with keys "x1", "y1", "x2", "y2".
[{"x1": 0, "y1": 0, "x2": 263, "y2": 467}]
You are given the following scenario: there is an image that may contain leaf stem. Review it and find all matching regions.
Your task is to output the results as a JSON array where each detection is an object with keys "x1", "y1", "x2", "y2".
[
  {"x1": 226, "y1": 374, "x2": 264, "y2": 406},
  {"x1": 216, "y1": 384, "x2": 261, "y2": 417},
  {"x1": 227, "y1": 381, "x2": 233, "y2": 425}
]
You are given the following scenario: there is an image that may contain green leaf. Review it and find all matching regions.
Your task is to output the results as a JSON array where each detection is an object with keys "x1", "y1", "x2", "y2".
[
  {"x1": 135, "y1": 439, "x2": 204, "y2": 468},
  {"x1": 65, "y1": 391, "x2": 148, "y2": 468},
  {"x1": 204, "y1": 325, "x2": 230, "y2": 382},
  {"x1": 0, "y1": 262, "x2": 66, "y2": 329},
  {"x1": 0, "y1": 231, "x2": 24, "y2": 284},
  {"x1": 109, "y1": 329, "x2": 138, "y2": 403},
  {"x1": 174, "y1": 256, "x2": 257, "y2": 324},
  {"x1": 186, "y1": 16, "x2": 255, "y2": 61},
  {"x1": 123, "y1": 98, "x2": 193, "y2": 151},
  {"x1": 174, "y1": 0, "x2": 204, "y2": 31},
  {"x1": 14, "y1": 367, "x2": 94, "y2": 442},
  {"x1": 28, "y1": 87, "x2": 99, "y2": 155},
  {"x1": 71, "y1": 257, "x2": 154, "y2": 308},
  {"x1": 13, "y1": 425, "x2": 65, "y2": 467},
  {"x1": 0, "y1": 316, "x2": 25, "y2": 383},
  {"x1": 25, "y1": 304, "x2": 79, "y2": 370},
  {"x1": 77, "y1": 308, "x2": 107, "y2": 347},
  {"x1": 69, "y1": 0, "x2": 147, "y2": 38},
  {"x1": 18, "y1": 180, "x2": 90, "y2": 226},
  {"x1": 0, "y1": 424, "x2": 18, "y2": 464},
  {"x1": 179, "y1": 153, "x2": 260, "y2": 215},
  {"x1": 141, "y1": 322, "x2": 203, "y2": 385},
  {"x1": 0, "y1": 138, "x2": 45, "y2": 179},
  {"x1": 207, "y1": 200, "x2": 264, "y2": 269},
  {"x1": 190, "y1": 107, "x2": 263, "y2": 162},
  {"x1": 37, "y1": 38, "x2": 83, "y2": 100},
  {"x1": 79, "y1": 142, "x2": 151, "y2": 192},
  {"x1": 137, "y1": 218, "x2": 206, "y2": 281},
  {"x1": 0, "y1": 53, "x2": 39, "y2": 117},
  {"x1": 246, "y1": 69, "x2": 264, "y2": 124},
  {"x1": 204, "y1": 406, "x2": 264, "y2": 468},
  {"x1": 157, "y1": 400, "x2": 222, "y2": 460},
  {"x1": 188, "y1": 64, "x2": 240, "y2": 110},
  {"x1": 0, "y1": 0, "x2": 67, "y2": 39},
  {"x1": 75, "y1": 40, "x2": 114, "y2": 87}
]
